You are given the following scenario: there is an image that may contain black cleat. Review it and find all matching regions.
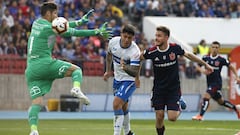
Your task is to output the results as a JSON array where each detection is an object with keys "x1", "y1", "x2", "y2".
[{"x1": 127, "y1": 130, "x2": 135, "y2": 135}]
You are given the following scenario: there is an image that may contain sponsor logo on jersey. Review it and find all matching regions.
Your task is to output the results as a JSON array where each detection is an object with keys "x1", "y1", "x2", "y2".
[{"x1": 155, "y1": 61, "x2": 176, "y2": 67}]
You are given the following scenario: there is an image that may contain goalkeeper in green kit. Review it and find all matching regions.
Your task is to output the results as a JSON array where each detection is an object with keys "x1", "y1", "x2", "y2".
[{"x1": 26, "y1": 2, "x2": 112, "y2": 135}]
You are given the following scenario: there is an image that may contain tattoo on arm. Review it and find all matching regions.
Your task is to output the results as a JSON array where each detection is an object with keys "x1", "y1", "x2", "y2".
[
  {"x1": 106, "y1": 52, "x2": 112, "y2": 72},
  {"x1": 123, "y1": 65, "x2": 140, "y2": 77}
]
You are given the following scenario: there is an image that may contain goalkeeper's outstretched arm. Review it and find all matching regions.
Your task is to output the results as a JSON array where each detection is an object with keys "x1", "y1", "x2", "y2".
[
  {"x1": 62, "y1": 22, "x2": 113, "y2": 39},
  {"x1": 68, "y1": 9, "x2": 95, "y2": 28}
]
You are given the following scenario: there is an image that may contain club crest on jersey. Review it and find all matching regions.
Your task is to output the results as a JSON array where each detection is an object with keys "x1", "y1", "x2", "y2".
[
  {"x1": 215, "y1": 61, "x2": 220, "y2": 66},
  {"x1": 169, "y1": 52, "x2": 176, "y2": 60}
]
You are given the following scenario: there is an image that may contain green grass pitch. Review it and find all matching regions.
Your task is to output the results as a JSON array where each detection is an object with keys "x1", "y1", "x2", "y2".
[{"x1": 0, "y1": 119, "x2": 239, "y2": 135}]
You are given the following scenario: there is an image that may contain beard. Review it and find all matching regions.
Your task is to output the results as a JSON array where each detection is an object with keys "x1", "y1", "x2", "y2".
[{"x1": 155, "y1": 41, "x2": 164, "y2": 47}]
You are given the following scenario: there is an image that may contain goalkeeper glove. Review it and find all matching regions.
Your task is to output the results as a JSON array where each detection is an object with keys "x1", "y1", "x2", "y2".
[
  {"x1": 95, "y1": 22, "x2": 113, "y2": 40},
  {"x1": 76, "y1": 9, "x2": 94, "y2": 26}
]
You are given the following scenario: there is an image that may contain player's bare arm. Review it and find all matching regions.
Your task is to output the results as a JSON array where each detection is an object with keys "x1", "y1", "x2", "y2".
[
  {"x1": 135, "y1": 61, "x2": 142, "y2": 88},
  {"x1": 103, "y1": 52, "x2": 113, "y2": 81},
  {"x1": 184, "y1": 51, "x2": 213, "y2": 74},
  {"x1": 120, "y1": 58, "x2": 140, "y2": 77},
  {"x1": 140, "y1": 50, "x2": 145, "y2": 60},
  {"x1": 229, "y1": 64, "x2": 240, "y2": 84}
]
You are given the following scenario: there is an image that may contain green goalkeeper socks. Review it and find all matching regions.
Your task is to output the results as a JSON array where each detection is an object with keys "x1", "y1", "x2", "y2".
[
  {"x1": 28, "y1": 104, "x2": 41, "y2": 130},
  {"x1": 72, "y1": 69, "x2": 83, "y2": 88}
]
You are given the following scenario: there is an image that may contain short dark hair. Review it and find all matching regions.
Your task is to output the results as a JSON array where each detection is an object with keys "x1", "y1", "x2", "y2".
[
  {"x1": 40, "y1": 2, "x2": 57, "y2": 16},
  {"x1": 156, "y1": 26, "x2": 170, "y2": 37},
  {"x1": 121, "y1": 24, "x2": 135, "y2": 36},
  {"x1": 212, "y1": 41, "x2": 221, "y2": 47}
]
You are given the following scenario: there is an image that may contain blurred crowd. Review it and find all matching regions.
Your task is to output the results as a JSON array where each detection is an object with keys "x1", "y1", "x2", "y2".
[{"x1": 0, "y1": 0, "x2": 239, "y2": 77}]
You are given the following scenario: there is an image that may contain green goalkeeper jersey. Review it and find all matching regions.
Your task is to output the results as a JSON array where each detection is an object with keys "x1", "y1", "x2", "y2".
[
  {"x1": 27, "y1": 18, "x2": 97, "y2": 64},
  {"x1": 27, "y1": 18, "x2": 56, "y2": 62}
]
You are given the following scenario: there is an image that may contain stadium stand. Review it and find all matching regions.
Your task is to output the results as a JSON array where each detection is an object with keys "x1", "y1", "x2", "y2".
[{"x1": 1, "y1": 0, "x2": 240, "y2": 76}]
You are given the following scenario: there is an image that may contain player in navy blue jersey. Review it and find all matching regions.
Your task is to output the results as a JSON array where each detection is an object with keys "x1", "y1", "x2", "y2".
[
  {"x1": 192, "y1": 41, "x2": 240, "y2": 121},
  {"x1": 141, "y1": 26, "x2": 213, "y2": 135}
]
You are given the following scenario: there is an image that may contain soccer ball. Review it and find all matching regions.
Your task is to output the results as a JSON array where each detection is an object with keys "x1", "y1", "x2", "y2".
[{"x1": 52, "y1": 17, "x2": 69, "y2": 34}]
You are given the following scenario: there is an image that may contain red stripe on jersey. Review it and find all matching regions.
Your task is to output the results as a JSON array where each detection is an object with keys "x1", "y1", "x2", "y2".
[
  {"x1": 169, "y1": 43, "x2": 177, "y2": 46},
  {"x1": 148, "y1": 46, "x2": 157, "y2": 52}
]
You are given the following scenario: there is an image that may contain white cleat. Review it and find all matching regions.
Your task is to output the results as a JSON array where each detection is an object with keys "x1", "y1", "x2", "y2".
[
  {"x1": 70, "y1": 87, "x2": 90, "y2": 105},
  {"x1": 29, "y1": 130, "x2": 39, "y2": 135}
]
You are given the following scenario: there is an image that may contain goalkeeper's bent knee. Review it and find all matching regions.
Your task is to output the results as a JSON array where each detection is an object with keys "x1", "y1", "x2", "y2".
[{"x1": 72, "y1": 68, "x2": 83, "y2": 84}]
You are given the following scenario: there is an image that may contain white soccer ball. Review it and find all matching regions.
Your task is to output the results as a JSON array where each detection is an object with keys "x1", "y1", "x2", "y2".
[{"x1": 52, "y1": 17, "x2": 69, "y2": 34}]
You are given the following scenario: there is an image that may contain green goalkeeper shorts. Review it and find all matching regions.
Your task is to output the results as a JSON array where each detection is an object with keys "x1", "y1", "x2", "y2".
[{"x1": 25, "y1": 59, "x2": 72, "y2": 99}]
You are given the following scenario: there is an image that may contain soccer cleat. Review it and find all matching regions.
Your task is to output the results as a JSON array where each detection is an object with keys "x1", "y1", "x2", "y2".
[
  {"x1": 29, "y1": 130, "x2": 39, "y2": 135},
  {"x1": 70, "y1": 87, "x2": 90, "y2": 105},
  {"x1": 192, "y1": 114, "x2": 203, "y2": 121},
  {"x1": 235, "y1": 104, "x2": 240, "y2": 119},
  {"x1": 179, "y1": 97, "x2": 187, "y2": 110},
  {"x1": 127, "y1": 130, "x2": 135, "y2": 135}
]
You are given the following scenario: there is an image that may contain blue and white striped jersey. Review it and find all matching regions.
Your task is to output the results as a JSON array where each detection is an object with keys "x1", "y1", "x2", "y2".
[{"x1": 108, "y1": 37, "x2": 140, "y2": 81}]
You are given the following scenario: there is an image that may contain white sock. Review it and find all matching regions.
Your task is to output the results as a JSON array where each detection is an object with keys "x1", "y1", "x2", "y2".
[
  {"x1": 123, "y1": 113, "x2": 130, "y2": 135},
  {"x1": 114, "y1": 115, "x2": 124, "y2": 135}
]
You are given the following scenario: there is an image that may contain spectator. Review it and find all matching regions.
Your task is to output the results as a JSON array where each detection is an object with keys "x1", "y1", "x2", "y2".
[
  {"x1": 29, "y1": 9, "x2": 37, "y2": 24},
  {"x1": 196, "y1": 3, "x2": 215, "y2": 17},
  {"x1": 0, "y1": 33, "x2": 11, "y2": 51},
  {"x1": 0, "y1": 45, "x2": 3, "y2": 55},
  {"x1": 214, "y1": 5, "x2": 228, "y2": 18},
  {"x1": 135, "y1": 0, "x2": 148, "y2": 20},
  {"x1": 185, "y1": 61, "x2": 198, "y2": 79},
  {"x1": 4, "y1": 42, "x2": 17, "y2": 55},
  {"x1": 8, "y1": 0, "x2": 18, "y2": 20},
  {"x1": 145, "y1": 1, "x2": 155, "y2": 16},
  {"x1": 73, "y1": 46, "x2": 85, "y2": 67},
  {"x1": 175, "y1": 2, "x2": 189, "y2": 17},
  {"x1": 18, "y1": 0, "x2": 30, "y2": 18},
  {"x1": 230, "y1": 2, "x2": 240, "y2": 18},
  {"x1": 61, "y1": 42, "x2": 75, "y2": 62},
  {"x1": 22, "y1": 17, "x2": 32, "y2": 37},
  {"x1": 52, "y1": 42, "x2": 62, "y2": 58},
  {"x1": 16, "y1": 38, "x2": 27, "y2": 57},
  {"x1": 0, "y1": 0, "x2": 6, "y2": 21},
  {"x1": 178, "y1": 55, "x2": 186, "y2": 78},
  {"x1": 29, "y1": 0, "x2": 41, "y2": 18},
  {"x1": 107, "y1": 3, "x2": 124, "y2": 18},
  {"x1": 108, "y1": 19, "x2": 121, "y2": 36},
  {"x1": 196, "y1": 39, "x2": 209, "y2": 57},
  {"x1": 153, "y1": 3, "x2": 168, "y2": 16},
  {"x1": 0, "y1": 19, "x2": 11, "y2": 35}
]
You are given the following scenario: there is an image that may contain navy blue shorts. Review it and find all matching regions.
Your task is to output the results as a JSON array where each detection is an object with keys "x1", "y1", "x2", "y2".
[
  {"x1": 151, "y1": 89, "x2": 181, "y2": 111},
  {"x1": 206, "y1": 85, "x2": 222, "y2": 101}
]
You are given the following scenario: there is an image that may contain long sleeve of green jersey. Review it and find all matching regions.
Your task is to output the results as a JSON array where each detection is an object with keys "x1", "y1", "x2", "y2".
[
  {"x1": 68, "y1": 21, "x2": 78, "y2": 28},
  {"x1": 61, "y1": 27, "x2": 97, "y2": 37}
]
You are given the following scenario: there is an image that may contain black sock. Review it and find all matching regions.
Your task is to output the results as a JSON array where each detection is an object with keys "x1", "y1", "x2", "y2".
[
  {"x1": 222, "y1": 100, "x2": 236, "y2": 111},
  {"x1": 200, "y1": 98, "x2": 209, "y2": 116},
  {"x1": 156, "y1": 125, "x2": 165, "y2": 135}
]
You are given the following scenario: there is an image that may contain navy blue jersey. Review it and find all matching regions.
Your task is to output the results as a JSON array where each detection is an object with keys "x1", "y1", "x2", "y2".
[
  {"x1": 143, "y1": 43, "x2": 185, "y2": 92},
  {"x1": 202, "y1": 55, "x2": 230, "y2": 87}
]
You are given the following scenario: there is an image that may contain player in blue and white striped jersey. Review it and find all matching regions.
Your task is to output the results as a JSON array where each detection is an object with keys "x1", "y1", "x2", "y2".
[{"x1": 103, "y1": 24, "x2": 141, "y2": 135}]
